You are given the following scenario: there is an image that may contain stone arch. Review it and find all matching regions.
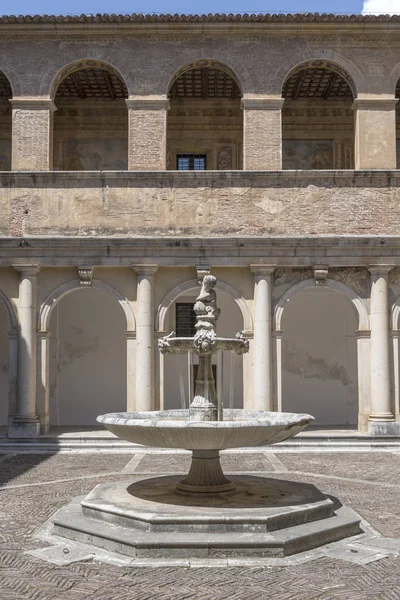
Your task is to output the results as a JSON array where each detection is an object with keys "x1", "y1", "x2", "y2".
[
  {"x1": 166, "y1": 58, "x2": 244, "y2": 97},
  {"x1": 0, "y1": 289, "x2": 18, "y2": 423},
  {"x1": 49, "y1": 58, "x2": 129, "y2": 99},
  {"x1": 0, "y1": 289, "x2": 18, "y2": 333},
  {"x1": 390, "y1": 295, "x2": 400, "y2": 330},
  {"x1": 274, "y1": 279, "x2": 369, "y2": 332},
  {"x1": 279, "y1": 55, "x2": 360, "y2": 98},
  {"x1": 39, "y1": 279, "x2": 135, "y2": 333},
  {"x1": 156, "y1": 278, "x2": 252, "y2": 332}
]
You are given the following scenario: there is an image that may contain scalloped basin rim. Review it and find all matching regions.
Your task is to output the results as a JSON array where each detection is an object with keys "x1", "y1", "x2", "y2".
[
  {"x1": 96, "y1": 410, "x2": 314, "y2": 450},
  {"x1": 97, "y1": 409, "x2": 314, "y2": 428}
]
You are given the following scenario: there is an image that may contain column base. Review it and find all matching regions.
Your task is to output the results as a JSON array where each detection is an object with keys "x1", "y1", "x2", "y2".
[
  {"x1": 8, "y1": 416, "x2": 40, "y2": 438},
  {"x1": 368, "y1": 419, "x2": 400, "y2": 436}
]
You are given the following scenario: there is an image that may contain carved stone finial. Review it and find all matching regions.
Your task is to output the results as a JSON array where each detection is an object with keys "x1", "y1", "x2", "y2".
[
  {"x1": 313, "y1": 265, "x2": 329, "y2": 286},
  {"x1": 78, "y1": 267, "x2": 93, "y2": 287}
]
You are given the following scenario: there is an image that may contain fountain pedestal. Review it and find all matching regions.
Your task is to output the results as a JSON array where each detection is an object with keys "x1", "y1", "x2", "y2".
[{"x1": 176, "y1": 450, "x2": 236, "y2": 495}]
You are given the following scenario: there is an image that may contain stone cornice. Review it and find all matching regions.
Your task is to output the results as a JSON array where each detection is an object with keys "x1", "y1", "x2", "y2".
[
  {"x1": 2, "y1": 14, "x2": 400, "y2": 38},
  {"x1": 125, "y1": 99, "x2": 170, "y2": 111}
]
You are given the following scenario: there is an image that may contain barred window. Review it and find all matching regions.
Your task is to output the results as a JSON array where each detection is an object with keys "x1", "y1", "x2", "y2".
[
  {"x1": 176, "y1": 154, "x2": 206, "y2": 170},
  {"x1": 175, "y1": 303, "x2": 196, "y2": 337}
]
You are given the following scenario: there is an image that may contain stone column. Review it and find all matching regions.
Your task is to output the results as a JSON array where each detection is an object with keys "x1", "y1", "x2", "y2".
[
  {"x1": 9, "y1": 265, "x2": 40, "y2": 437},
  {"x1": 36, "y1": 330, "x2": 50, "y2": 433},
  {"x1": 134, "y1": 265, "x2": 157, "y2": 411},
  {"x1": 273, "y1": 329, "x2": 283, "y2": 412},
  {"x1": 356, "y1": 330, "x2": 371, "y2": 433},
  {"x1": 353, "y1": 98, "x2": 398, "y2": 169},
  {"x1": 126, "y1": 331, "x2": 136, "y2": 412},
  {"x1": 368, "y1": 265, "x2": 397, "y2": 434},
  {"x1": 11, "y1": 99, "x2": 56, "y2": 171},
  {"x1": 241, "y1": 98, "x2": 285, "y2": 170},
  {"x1": 126, "y1": 98, "x2": 170, "y2": 170},
  {"x1": 251, "y1": 266, "x2": 275, "y2": 411}
]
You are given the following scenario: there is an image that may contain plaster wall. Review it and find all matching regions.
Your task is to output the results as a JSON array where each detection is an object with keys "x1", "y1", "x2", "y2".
[
  {"x1": 4, "y1": 171, "x2": 400, "y2": 238},
  {"x1": 281, "y1": 286, "x2": 358, "y2": 426},
  {"x1": 49, "y1": 288, "x2": 126, "y2": 426}
]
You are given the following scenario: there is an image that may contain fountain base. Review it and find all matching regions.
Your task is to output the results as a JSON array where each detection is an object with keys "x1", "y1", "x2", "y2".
[
  {"x1": 176, "y1": 450, "x2": 236, "y2": 496},
  {"x1": 51, "y1": 475, "x2": 361, "y2": 559}
]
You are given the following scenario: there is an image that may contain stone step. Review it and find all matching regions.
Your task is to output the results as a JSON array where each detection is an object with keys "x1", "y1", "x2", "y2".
[{"x1": 52, "y1": 502, "x2": 361, "y2": 558}]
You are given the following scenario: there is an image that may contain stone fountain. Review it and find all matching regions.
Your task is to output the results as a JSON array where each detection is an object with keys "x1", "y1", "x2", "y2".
[{"x1": 51, "y1": 276, "x2": 361, "y2": 559}]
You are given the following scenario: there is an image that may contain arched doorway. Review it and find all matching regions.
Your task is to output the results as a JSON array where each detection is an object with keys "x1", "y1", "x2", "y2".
[
  {"x1": 48, "y1": 288, "x2": 126, "y2": 427},
  {"x1": 52, "y1": 60, "x2": 128, "y2": 170},
  {"x1": 281, "y1": 286, "x2": 358, "y2": 426},
  {"x1": 167, "y1": 60, "x2": 243, "y2": 170},
  {"x1": 282, "y1": 60, "x2": 355, "y2": 169},
  {"x1": 0, "y1": 71, "x2": 12, "y2": 170},
  {"x1": 161, "y1": 285, "x2": 244, "y2": 411}
]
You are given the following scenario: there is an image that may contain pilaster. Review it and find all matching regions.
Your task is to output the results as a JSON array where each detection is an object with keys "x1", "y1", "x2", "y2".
[
  {"x1": 126, "y1": 98, "x2": 170, "y2": 170},
  {"x1": 11, "y1": 99, "x2": 56, "y2": 171},
  {"x1": 353, "y1": 98, "x2": 397, "y2": 169},
  {"x1": 241, "y1": 98, "x2": 284, "y2": 170}
]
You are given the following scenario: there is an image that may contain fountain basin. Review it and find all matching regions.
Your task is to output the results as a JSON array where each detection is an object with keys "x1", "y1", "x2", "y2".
[{"x1": 97, "y1": 409, "x2": 313, "y2": 451}]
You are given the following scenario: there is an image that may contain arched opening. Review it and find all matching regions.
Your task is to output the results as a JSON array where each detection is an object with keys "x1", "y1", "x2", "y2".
[
  {"x1": 162, "y1": 286, "x2": 244, "y2": 410},
  {"x1": 282, "y1": 60, "x2": 355, "y2": 170},
  {"x1": 167, "y1": 60, "x2": 243, "y2": 170},
  {"x1": 53, "y1": 61, "x2": 128, "y2": 170},
  {"x1": 48, "y1": 288, "x2": 126, "y2": 427},
  {"x1": 281, "y1": 286, "x2": 358, "y2": 426},
  {"x1": 0, "y1": 71, "x2": 12, "y2": 170}
]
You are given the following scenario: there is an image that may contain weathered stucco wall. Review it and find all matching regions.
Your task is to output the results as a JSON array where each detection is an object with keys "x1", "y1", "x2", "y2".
[
  {"x1": 2, "y1": 171, "x2": 400, "y2": 238},
  {"x1": 281, "y1": 286, "x2": 358, "y2": 426}
]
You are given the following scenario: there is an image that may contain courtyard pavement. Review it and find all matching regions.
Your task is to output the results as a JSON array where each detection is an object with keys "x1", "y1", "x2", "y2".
[{"x1": 0, "y1": 449, "x2": 400, "y2": 599}]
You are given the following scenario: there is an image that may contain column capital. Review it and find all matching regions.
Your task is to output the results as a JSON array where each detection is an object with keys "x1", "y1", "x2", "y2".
[
  {"x1": 12, "y1": 264, "x2": 40, "y2": 276},
  {"x1": 250, "y1": 265, "x2": 276, "y2": 277},
  {"x1": 126, "y1": 98, "x2": 170, "y2": 111},
  {"x1": 241, "y1": 97, "x2": 284, "y2": 111},
  {"x1": 10, "y1": 98, "x2": 57, "y2": 112},
  {"x1": 133, "y1": 264, "x2": 158, "y2": 277},
  {"x1": 352, "y1": 97, "x2": 398, "y2": 112},
  {"x1": 368, "y1": 264, "x2": 394, "y2": 276}
]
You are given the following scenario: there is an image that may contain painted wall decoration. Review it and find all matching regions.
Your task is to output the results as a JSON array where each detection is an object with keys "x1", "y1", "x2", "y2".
[
  {"x1": 283, "y1": 140, "x2": 334, "y2": 170},
  {"x1": 55, "y1": 138, "x2": 128, "y2": 171}
]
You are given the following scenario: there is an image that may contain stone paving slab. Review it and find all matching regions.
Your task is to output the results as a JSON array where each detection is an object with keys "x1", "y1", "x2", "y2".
[{"x1": 0, "y1": 451, "x2": 400, "y2": 599}]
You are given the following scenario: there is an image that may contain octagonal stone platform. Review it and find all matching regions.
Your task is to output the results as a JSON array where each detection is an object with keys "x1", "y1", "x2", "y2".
[{"x1": 52, "y1": 476, "x2": 361, "y2": 558}]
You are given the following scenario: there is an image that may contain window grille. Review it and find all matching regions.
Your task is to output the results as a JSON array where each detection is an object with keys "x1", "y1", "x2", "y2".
[
  {"x1": 175, "y1": 303, "x2": 197, "y2": 337},
  {"x1": 176, "y1": 154, "x2": 207, "y2": 171}
]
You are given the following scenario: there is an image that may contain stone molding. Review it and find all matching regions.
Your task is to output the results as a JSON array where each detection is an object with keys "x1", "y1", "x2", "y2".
[
  {"x1": 368, "y1": 265, "x2": 395, "y2": 275},
  {"x1": 133, "y1": 265, "x2": 158, "y2": 277},
  {"x1": 352, "y1": 98, "x2": 398, "y2": 112},
  {"x1": 250, "y1": 265, "x2": 276, "y2": 277},
  {"x1": 12, "y1": 264, "x2": 40, "y2": 276},
  {"x1": 241, "y1": 98, "x2": 285, "y2": 111},
  {"x1": 126, "y1": 99, "x2": 170, "y2": 111},
  {"x1": 10, "y1": 99, "x2": 57, "y2": 112}
]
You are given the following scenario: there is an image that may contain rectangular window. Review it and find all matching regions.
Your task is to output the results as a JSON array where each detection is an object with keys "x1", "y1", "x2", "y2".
[
  {"x1": 176, "y1": 154, "x2": 207, "y2": 171},
  {"x1": 175, "y1": 303, "x2": 197, "y2": 337}
]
